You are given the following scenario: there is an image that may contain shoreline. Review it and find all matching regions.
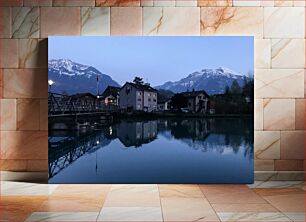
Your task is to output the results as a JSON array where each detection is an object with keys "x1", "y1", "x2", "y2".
[
  {"x1": 115, "y1": 112, "x2": 253, "y2": 119},
  {"x1": 48, "y1": 112, "x2": 253, "y2": 131}
]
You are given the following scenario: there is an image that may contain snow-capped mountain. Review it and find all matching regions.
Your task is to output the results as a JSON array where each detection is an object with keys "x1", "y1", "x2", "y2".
[
  {"x1": 156, "y1": 67, "x2": 251, "y2": 95},
  {"x1": 48, "y1": 59, "x2": 120, "y2": 95}
]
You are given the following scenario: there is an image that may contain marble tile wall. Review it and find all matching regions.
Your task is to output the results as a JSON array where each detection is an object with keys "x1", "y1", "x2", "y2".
[{"x1": 0, "y1": 0, "x2": 304, "y2": 180}]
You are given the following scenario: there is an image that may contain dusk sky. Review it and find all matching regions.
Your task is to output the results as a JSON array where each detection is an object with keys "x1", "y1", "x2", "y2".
[{"x1": 48, "y1": 36, "x2": 254, "y2": 86}]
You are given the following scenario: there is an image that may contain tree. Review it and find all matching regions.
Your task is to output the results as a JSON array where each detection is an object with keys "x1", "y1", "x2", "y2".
[
  {"x1": 230, "y1": 80, "x2": 241, "y2": 94},
  {"x1": 170, "y1": 94, "x2": 188, "y2": 111},
  {"x1": 242, "y1": 79, "x2": 253, "y2": 96},
  {"x1": 224, "y1": 85, "x2": 230, "y2": 95},
  {"x1": 133, "y1": 77, "x2": 144, "y2": 85}
]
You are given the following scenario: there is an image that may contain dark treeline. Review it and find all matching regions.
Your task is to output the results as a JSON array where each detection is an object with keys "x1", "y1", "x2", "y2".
[{"x1": 211, "y1": 77, "x2": 254, "y2": 115}]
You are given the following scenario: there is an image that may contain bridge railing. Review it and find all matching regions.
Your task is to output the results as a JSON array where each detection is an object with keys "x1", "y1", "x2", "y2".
[{"x1": 48, "y1": 92, "x2": 118, "y2": 115}]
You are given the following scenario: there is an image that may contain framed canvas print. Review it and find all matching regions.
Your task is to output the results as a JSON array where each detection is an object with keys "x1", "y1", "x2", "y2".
[{"x1": 48, "y1": 36, "x2": 254, "y2": 184}]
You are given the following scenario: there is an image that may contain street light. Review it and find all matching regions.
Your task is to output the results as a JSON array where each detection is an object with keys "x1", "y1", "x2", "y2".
[{"x1": 48, "y1": 80, "x2": 54, "y2": 92}]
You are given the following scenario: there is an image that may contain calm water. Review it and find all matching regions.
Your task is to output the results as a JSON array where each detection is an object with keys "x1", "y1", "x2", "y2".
[{"x1": 48, "y1": 118, "x2": 254, "y2": 184}]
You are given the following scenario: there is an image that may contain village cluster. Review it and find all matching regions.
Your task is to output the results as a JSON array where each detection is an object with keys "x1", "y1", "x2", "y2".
[
  {"x1": 63, "y1": 81, "x2": 211, "y2": 114},
  {"x1": 100, "y1": 81, "x2": 211, "y2": 114}
]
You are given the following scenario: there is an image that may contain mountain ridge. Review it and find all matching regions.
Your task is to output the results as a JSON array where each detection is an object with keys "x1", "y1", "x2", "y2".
[
  {"x1": 156, "y1": 67, "x2": 251, "y2": 95},
  {"x1": 48, "y1": 59, "x2": 251, "y2": 96},
  {"x1": 48, "y1": 59, "x2": 120, "y2": 95}
]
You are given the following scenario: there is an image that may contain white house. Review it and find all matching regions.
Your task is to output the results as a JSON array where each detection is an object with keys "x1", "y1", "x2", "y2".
[{"x1": 119, "y1": 82, "x2": 158, "y2": 112}]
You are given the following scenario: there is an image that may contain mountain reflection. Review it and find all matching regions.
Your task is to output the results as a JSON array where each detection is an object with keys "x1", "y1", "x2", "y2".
[{"x1": 49, "y1": 118, "x2": 253, "y2": 178}]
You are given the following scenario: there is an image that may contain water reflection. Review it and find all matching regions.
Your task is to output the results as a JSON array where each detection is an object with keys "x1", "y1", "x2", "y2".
[
  {"x1": 116, "y1": 121, "x2": 157, "y2": 147},
  {"x1": 49, "y1": 118, "x2": 253, "y2": 183}
]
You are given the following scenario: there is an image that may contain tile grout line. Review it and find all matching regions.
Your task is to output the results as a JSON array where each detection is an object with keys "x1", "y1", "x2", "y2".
[
  {"x1": 95, "y1": 184, "x2": 112, "y2": 221},
  {"x1": 197, "y1": 184, "x2": 223, "y2": 222},
  {"x1": 199, "y1": 184, "x2": 295, "y2": 221},
  {"x1": 157, "y1": 184, "x2": 165, "y2": 222},
  {"x1": 251, "y1": 188, "x2": 297, "y2": 221},
  {"x1": 255, "y1": 192, "x2": 293, "y2": 217}
]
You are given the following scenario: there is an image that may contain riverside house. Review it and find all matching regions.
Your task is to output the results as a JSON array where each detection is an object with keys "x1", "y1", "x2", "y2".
[
  {"x1": 101, "y1": 86, "x2": 120, "y2": 106},
  {"x1": 181, "y1": 90, "x2": 210, "y2": 113},
  {"x1": 157, "y1": 99, "x2": 171, "y2": 111},
  {"x1": 119, "y1": 82, "x2": 158, "y2": 112}
]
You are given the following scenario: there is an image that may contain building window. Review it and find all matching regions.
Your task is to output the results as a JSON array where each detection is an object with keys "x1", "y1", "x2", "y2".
[
  {"x1": 137, "y1": 98, "x2": 141, "y2": 101},
  {"x1": 153, "y1": 93, "x2": 156, "y2": 97},
  {"x1": 153, "y1": 99, "x2": 156, "y2": 102},
  {"x1": 138, "y1": 91, "x2": 142, "y2": 96},
  {"x1": 148, "y1": 98, "x2": 151, "y2": 102},
  {"x1": 148, "y1": 93, "x2": 151, "y2": 97}
]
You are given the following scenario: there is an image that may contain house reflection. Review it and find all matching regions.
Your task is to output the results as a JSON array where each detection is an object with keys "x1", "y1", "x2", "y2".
[
  {"x1": 49, "y1": 118, "x2": 253, "y2": 178},
  {"x1": 115, "y1": 119, "x2": 212, "y2": 148},
  {"x1": 169, "y1": 119, "x2": 210, "y2": 140},
  {"x1": 116, "y1": 120, "x2": 157, "y2": 147}
]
